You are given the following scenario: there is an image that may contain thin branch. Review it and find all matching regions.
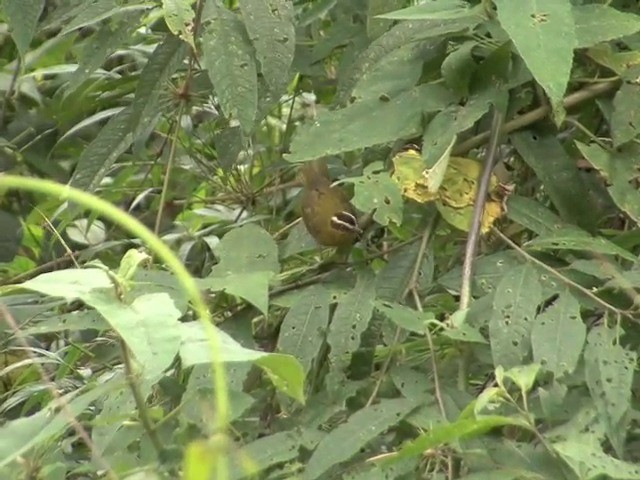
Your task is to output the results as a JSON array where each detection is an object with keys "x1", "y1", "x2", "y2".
[
  {"x1": 493, "y1": 228, "x2": 636, "y2": 323},
  {"x1": 119, "y1": 338, "x2": 166, "y2": 458},
  {"x1": 452, "y1": 80, "x2": 619, "y2": 155},
  {"x1": 459, "y1": 108, "x2": 504, "y2": 310},
  {"x1": 412, "y1": 287, "x2": 447, "y2": 422}
]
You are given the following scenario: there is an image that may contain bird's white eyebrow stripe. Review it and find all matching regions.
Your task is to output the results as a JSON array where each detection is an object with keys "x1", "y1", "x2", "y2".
[{"x1": 330, "y1": 211, "x2": 362, "y2": 234}]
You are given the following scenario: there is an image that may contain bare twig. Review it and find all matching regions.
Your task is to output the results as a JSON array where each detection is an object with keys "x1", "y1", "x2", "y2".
[
  {"x1": 493, "y1": 228, "x2": 636, "y2": 323},
  {"x1": 459, "y1": 108, "x2": 504, "y2": 310},
  {"x1": 452, "y1": 80, "x2": 619, "y2": 155}
]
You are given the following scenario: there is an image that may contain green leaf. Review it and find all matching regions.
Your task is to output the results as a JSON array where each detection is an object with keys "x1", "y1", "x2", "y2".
[
  {"x1": 375, "y1": 300, "x2": 433, "y2": 333},
  {"x1": 392, "y1": 413, "x2": 532, "y2": 462},
  {"x1": 162, "y1": 0, "x2": 195, "y2": 47},
  {"x1": 304, "y1": 398, "x2": 418, "y2": 479},
  {"x1": 531, "y1": 291, "x2": 585, "y2": 378},
  {"x1": 59, "y1": 2, "x2": 154, "y2": 36},
  {"x1": 612, "y1": 77, "x2": 640, "y2": 147},
  {"x1": 377, "y1": 0, "x2": 475, "y2": 20},
  {"x1": 376, "y1": 241, "x2": 432, "y2": 302},
  {"x1": 584, "y1": 326, "x2": 635, "y2": 430},
  {"x1": 574, "y1": 141, "x2": 640, "y2": 224},
  {"x1": 180, "y1": 322, "x2": 305, "y2": 403},
  {"x1": 336, "y1": 14, "x2": 482, "y2": 103},
  {"x1": 68, "y1": 17, "x2": 141, "y2": 92},
  {"x1": 286, "y1": 84, "x2": 456, "y2": 163},
  {"x1": 439, "y1": 251, "x2": 523, "y2": 296},
  {"x1": 511, "y1": 131, "x2": 600, "y2": 231},
  {"x1": 229, "y1": 429, "x2": 324, "y2": 480},
  {"x1": 506, "y1": 195, "x2": 569, "y2": 236},
  {"x1": 0, "y1": 376, "x2": 120, "y2": 469},
  {"x1": 277, "y1": 285, "x2": 331, "y2": 378},
  {"x1": 494, "y1": 0, "x2": 575, "y2": 108},
  {"x1": 202, "y1": 3, "x2": 258, "y2": 134},
  {"x1": 211, "y1": 224, "x2": 280, "y2": 275},
  {"x1": 69, "y1": 107, "x2": 134, "y2": 191},
  {"x1": 3, "y1": 0, "x2": 45, "y2": 58},
  {"x1": 524, "y1": 227, "x2": 636, "y2": 262},
  {"x1": 489, "y1": 264, "x2": 543, "y2": 369},
  {"x1": 501, "y1": 363, "x2": 541, "y2": 395},
  {"x1": 441, "y1": 41, "x2": 476, "y2": 97},
  {"x1": 422, "y1": 89, "x2": 502, "y2": 168},
  {"x1": 201, "y1": 271, "x2": 273, "y2": 315},
  {"x1": 347, "y1": 162, "x2": 403, "y2": 226},
  {"x1": 22, "y1": 269, "x2": 182, "y2": 379},
  {"x1": 239, "y1": 0, "x2": 295, "y2": 93},
  {"x1": 573, "y1": 4, "x2": 640, "y2": 49},
  {"x1": 201, "y1": 224, "x2": 278, "y2": 314},
  {"x1": 129, "y1": 34, "x2": 187, "y2": 139},
  {"x1": 352, "y1": 41, "x2": 426, "y2": 102},
  {"x1": 553, "y1": 435, "x2": 640, "y2": 480},
  {"x1": 326, "y1": 270, "x2": 376, "y2": 388}
]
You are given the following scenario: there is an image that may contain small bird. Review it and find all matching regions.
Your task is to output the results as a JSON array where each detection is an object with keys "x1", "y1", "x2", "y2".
[{"x1": 299, "y1": 159, "x2": 362, "y2": 247}]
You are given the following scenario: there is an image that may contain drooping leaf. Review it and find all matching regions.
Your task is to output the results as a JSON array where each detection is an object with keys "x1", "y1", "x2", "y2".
[
  {"x1": 553, "y1": 434, "x2": 640, "y2": 480},
  {"x1": 511, "y1": 131, "x2": 600, "y2": 232},
  {"x1": 584, "y1": 326, "x2": 635, "y2": 434},
  {"x1": 376, "y1": 1, "x2": 475, "y2": 20},
  {"x1": 575, "y1": 141, "x2": 640, "y2": 225},
  {"x1": 336, "y1": 13, "x2": 483, "y2": 102},
  {"x1": 348, "y1": 162, "x2": 403, "y2": 226},
  {"x1": 162, "y1": 0, "x2": 195, "y2": 47},
  {"x1": 59, "y1": 2, "x2": 154, "y2": 35},
  {"x1": 524, "y1": 227, "x2": 636, "y2": 262},
  {"x1": 489, "y1": 264, "x2": 544, "y2": 369},
  {"x1": 22, "y1": 269, "x2": 182, "y2": 380},
  {"x1": 2, "y1": 0, "x2": 45, "y2": 58},
  {"x1": 326, "y1": 270, "x2": 376, "y2": 388},
  {"x1": 573, "y1": 4, "x2": 640, "y2": 49},
  {"x1": 69, "y1": 107, "x2": 134, "y2": 191},
  {"x1": 129, "y1": 34, "x2": 187, "y2": 138},
  {"x1": 506, "y1": 195, "x2": 570, "y2": 236},
  {"x1": 286, "y1": 83, "x2": 456, "y2": 163},
  {"x1": 229, "y1": 429, "x2": 324, "y2": 480},
  {"x1": 180, "y1": 322, "x2": 305, "y2": 403},
  {"x1": 531, "y1": 291, "x2": 585, "y2": 378},
  {"x1": 277, "y1": 285, "x2": 331, "y2": 379},
  {"x1": 202, "y1": 3, "x2": 258, "y2": 134},
  {"x1": 494, "y1": 0, "x2": 575, "y2": 109},
  {"x1": 304, "y1": 398, "x2": 419, "y2": 479},
  {"x1": 611, "y1": 71, "x2": 640, "y2": 147},
  {"x1": 201, "y1": 224, "x2": 279, "y2": 315},
  {"x1": 239, "y1": 0, "x2": 295, "y2": 93}
]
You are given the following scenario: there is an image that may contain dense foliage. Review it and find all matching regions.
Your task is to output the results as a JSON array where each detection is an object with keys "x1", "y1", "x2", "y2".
[{"x1": 1, "y1": 0, "x2": 640, "y2": 479}]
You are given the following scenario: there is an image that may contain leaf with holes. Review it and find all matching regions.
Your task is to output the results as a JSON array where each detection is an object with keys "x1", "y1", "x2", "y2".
[
  {"x1": 524, "y1": 227, "x2": 635, "y2": 261},
  {"x1": 277, "y1": 285, "x2": 331, "y2": 379},
  {"x1": 531, "y1": 291, "x2": 585, "y2": 378},
  {"x1": 494, "y1": 0, "x2": 575, "y2": 109},
  {"x1": 489, "y1": 264, "x2": 544, "y2": 369},
  {"x1": 347, "y1": 162, "x2": 403, "y2": 226},
  {"x1": 326, "y1": 271, "x2": 376, "y2": 390},
  {"x1": 584, "y1": 326, "x2": 635, "y2": 432},
  {"x1": 201, "y1": 4, "x2": 258, "y2": 134},
  {"x1": 239, "y1": 0, "x2": 295, "y2": 93},
  {"x1": 575, "y1": 141, "x2": 640, "y2": 225},
  {"x1": 304, "y1": 398, "x2": 419, "y2": 479}
]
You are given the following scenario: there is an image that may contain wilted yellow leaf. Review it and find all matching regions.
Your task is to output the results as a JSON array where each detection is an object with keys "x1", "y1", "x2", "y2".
[{"x1": 391, "y1": 152, "x2": 508, "y2": 233}]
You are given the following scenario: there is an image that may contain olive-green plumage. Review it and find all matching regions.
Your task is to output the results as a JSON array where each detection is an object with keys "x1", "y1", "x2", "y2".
[{"x1": 300, "y1": 159, "x2": 361, "y2": 247}]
